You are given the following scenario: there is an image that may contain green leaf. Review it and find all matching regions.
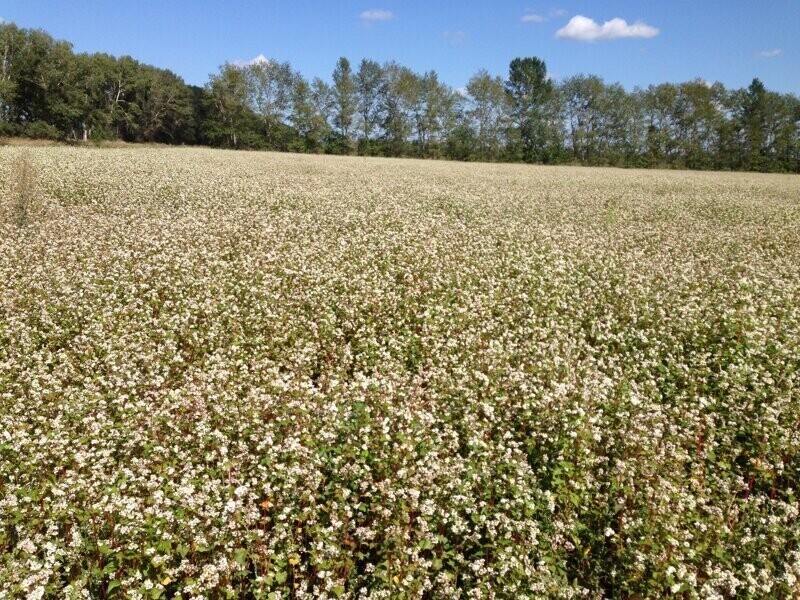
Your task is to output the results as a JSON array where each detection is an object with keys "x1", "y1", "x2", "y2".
[
  {"x1": 234, "y1": 547, "x2": 248, "y2": 566},
  {"x1": 98, "y1": 543, "x2": 114, "y2": 556}
]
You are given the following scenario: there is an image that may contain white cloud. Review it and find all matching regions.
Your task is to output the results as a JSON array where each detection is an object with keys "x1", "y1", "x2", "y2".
[
  {"x1": 0, "y1": 17, "x2": 7, "y2": 24},
  {"x1": 456, "y1": 86, "x2": 468, "y2": 97},
  {"x1": 521, "y1": 14, "x2": 546, "y2": 23},
  {"x1": 549, "y1": 8, "x2": 567, "y2": 18},
  {"x1": 756, "y1": 48, "x2": 782, "y2": 58},
  {"x1": 359, "y1": 9, "x2": 396, "y2": 22},
  {"x1": 443, "y1": 30, "x2": 467, "y2": 44},
  {"x1": 232, "y1": 54, "x2": 270, "y2": 68},
  {"x1": 556, "y1": 15, "x2": 659, "y2": 42}
]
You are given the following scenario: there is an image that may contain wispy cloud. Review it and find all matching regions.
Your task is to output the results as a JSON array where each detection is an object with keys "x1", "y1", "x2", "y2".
[
  {"x1": 232, "y1": 54, "x2": 270, "y2": 68},
  {"x1": 556, "y1": 15, "x2": 659, "y2": 42},
  {"x1": 549, "y1": 8, "x2": 567, "y2": 18},
  {"x1": 359, "y1": 9, "x2": 396, "y2": 23},
  {"x1": 756, "y1": 48, "x2": 782, "y2": 58},
  {"x1": 521, "y1": 13, "x2": 546, "y2": 23},
  {"x1": 443, "y1": 30, "x2": 467, "y2": 44},
  {"x1": 0, "y1": 17, "x2": 7, "y2": 24}
]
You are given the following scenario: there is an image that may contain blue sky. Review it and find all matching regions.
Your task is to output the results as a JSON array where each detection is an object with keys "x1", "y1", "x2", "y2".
[{"x1": 1, "y1": 1, "x2": 798, "y2": 94}]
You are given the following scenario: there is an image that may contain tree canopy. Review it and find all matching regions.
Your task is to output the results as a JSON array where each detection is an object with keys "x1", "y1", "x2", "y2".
[{"x1": 1, "y1": 22, "x2": 797, "y2": 172}]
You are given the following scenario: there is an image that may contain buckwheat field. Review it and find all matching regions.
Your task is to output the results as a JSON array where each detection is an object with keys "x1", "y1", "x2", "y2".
[{"x1": 1, "y1": 146, "x2": 799, "y2": 599}]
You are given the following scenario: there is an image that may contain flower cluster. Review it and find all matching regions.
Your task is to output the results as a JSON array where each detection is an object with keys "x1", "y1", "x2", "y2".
[{"x1": 0, "y1": 147, "x2": 798, "y2": 598}]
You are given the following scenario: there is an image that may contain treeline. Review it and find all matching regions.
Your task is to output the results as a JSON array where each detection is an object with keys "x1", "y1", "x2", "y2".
[{"x1": 2, "y1": 23, "x2": 798, "y2": 172}]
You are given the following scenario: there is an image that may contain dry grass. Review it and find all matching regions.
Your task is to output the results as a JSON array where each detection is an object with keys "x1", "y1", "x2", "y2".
[
  {"x1": 0, "y1": 137, "x2": 61, "y2": 147},
  {"x1": 4, "y1": 151, "x2": 38, "y2": 227}
]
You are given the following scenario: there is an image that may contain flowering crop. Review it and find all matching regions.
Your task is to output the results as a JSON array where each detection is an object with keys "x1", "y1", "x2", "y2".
[{"x1": 1, "y1": 147, "x2": 799, "y2": 598}]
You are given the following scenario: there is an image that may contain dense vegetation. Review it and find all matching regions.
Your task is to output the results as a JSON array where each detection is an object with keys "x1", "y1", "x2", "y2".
[
  {"x1": 1, "y1": 147, "x2": 799, "y2": 597},
  {"x1": 1, "y1": 22, "x2": 798, "y2": 171}
]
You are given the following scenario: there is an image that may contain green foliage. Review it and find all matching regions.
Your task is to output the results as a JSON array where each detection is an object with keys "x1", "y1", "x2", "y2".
[
  {"x1": 0, "y1": 23, "x2": 798, "y2": 170},
  {"x1": 505, "y1": 57, "x2": 558, "y2": 162},
  {"x1": 23, "y1": 121, "x2": 61, "y2": 140},
  {"x1": 332, "y1": 57, "x2": 357, "y2": 141},
  {"x1": 465, "y1": 69, "x2": 508, "y2": 161}
]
